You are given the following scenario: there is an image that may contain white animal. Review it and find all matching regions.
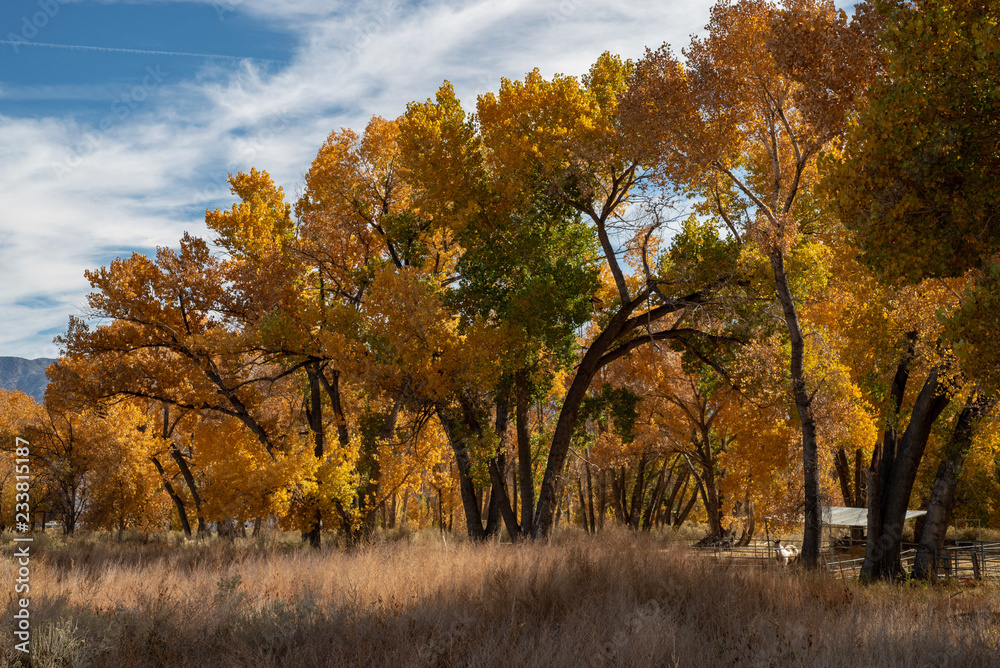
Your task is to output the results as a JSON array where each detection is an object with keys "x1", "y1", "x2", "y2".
[{"x1": 774, "y1": 539, "x2": 799, "y2": 565}]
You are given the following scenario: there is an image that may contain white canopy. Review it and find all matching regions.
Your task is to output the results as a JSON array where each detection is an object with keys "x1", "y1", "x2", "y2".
[{"x1": 821, "y1": 506, "x2": 927, "y2": 527}]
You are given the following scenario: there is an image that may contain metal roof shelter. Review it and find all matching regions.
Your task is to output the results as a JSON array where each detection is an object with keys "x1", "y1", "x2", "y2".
[{"x1": 822, "y1": 506, "x2": 926, "y2": 527}]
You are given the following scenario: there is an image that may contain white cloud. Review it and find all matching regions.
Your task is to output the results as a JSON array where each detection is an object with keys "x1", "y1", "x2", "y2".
[{"x1": 0, "y1": 0, "x2": 715, "y2": 357}]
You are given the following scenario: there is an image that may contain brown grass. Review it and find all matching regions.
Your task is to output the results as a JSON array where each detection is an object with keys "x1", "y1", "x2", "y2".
[{"x1": 1, "y1": 529, "x2": 998, "y2": 667}]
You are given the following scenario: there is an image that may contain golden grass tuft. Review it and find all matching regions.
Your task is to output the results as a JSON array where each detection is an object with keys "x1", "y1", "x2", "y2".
[{"x1": 1, "y1": 529, "x2": 997, "y2": 667}]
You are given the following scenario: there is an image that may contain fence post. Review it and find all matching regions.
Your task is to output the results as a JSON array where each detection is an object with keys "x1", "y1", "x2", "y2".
[{"x1": 971, "y1": 548, "x2": 981, "y2": 581}]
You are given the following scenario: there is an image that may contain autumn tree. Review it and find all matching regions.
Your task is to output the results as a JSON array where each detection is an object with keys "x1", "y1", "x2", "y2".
[
  {"x1": 605, "y1": 345, "x2": 735, "y2": 538},
  {"x1": 52, "y1": 234, "x2": 291, "y2": 456},
  {"x1": 74, "y1": 402, "x2": 173, "y2": 538},
  {"x1": 624, "y1": 0, "x2": 881, "y2": 566},
  {"x1": 912, "y1": 390, "x2": 997, "y2": 578},
  {"x1": 294, "y1": 115, "x2": 471, "y2": 542},
  {"x1": 827, "y1": 0, "x2": 1000, "y2": 579},
  {"x1": 598, "y1": 340, "x2": 749, "y2": 537},
  {"x1": 14, "y1": 399, "x2": 165, "y2": 535},
  {"x1": 472, "y1": 53, "x2": 746, "y2": 540},
  {"x1": 0, "y1": 390, "x2": 45, "y2": 530},
  {"x1": 50, "y1": 172, "x2": 351, "y2": 543},
  {"x1": 393, "y1": 80, "x2": 606, "y2": 540}
]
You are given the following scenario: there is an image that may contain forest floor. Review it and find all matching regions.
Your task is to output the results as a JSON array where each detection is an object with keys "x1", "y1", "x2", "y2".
[{"x1": 1, "y1": 528, "x2": 997, "y2": 667}]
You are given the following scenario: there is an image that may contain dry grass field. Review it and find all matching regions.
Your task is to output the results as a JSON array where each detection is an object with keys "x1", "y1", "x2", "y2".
[{"x1": 1, "y1": 529, "x2": 998, "y2": 667}]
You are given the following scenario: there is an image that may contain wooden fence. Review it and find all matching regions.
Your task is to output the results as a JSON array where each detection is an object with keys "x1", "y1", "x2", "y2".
[
  {"x1": 689, "y1": 539, "x2": 1000, "y2": 581},
  {"x1": 686, "y1": 539, "x2": 809, "y2": 568},
  {"x1": 825, "y1": 542, "x2": 1000, "y2": 581}
]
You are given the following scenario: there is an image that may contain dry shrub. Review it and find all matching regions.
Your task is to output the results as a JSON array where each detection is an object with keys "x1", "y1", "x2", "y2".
[{"x1": 0, "y1": 529, "x2": 997, "y2": 667}]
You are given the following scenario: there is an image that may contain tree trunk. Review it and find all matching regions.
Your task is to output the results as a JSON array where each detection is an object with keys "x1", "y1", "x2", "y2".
[
  {"x1": 577, "y1": 476, "x2": 589, "y2": 533},
  {"x1": 169, "y1": 445, "x2": 207, "y2": 536},
  {"x1": 861, "y1": 335, "x2": 914, "y2": 575},
  {"x1": 662, "y1": 464, "x2": 688, "y2": 527},
  {"x1": 306, "y1": 361, "x2": 325, "y2": 458},
  {"x1": 627, "y1": 454, "x2": 648, "y2": 529},
  {"x1": 438, "y1": 404, "x2": 486, "y2": 540},
  {"x1": 585, "y1": 460, "x2": 597, "y2": 533},
  {"x1": 532, "y1": 340, "x2": 603, "y2": 537},
  {"x1": 515, "y1": 369, "x2": 535, "y2": 536},
  {"x1": 685, "y1": 455, "x2": 722, "y2": 537},
  {"x1": 702, "y1": 460, "x2": 724, "y2": 537},
  {"x1": 642, "y1": 458, "x2": 670, "y2": 531},
  {"x1": 738, "y1": 499, "x2": 755, "y2": 546},
  {"x1": 597, "y1": 468, "x2": 607, "y2": 530},
  {"x1": 769, "y1": 250, "x2": 821, "y2": 567},
  {"x1": 913, "y1": 392, "x2": 994, "y2": 580},
  {"x1": 511, "y1": 468, "x2": 518, "y2": 522},
  {"x1": 674, "y1": 483, "x2": 699, "y2": 528},
  {"x1": 157, "y1": 405, "x2": 204, "y2": 537},
  {"x1": 487, "y1": 391, "x2": 512, "y2": 538},
  {"x1": 60, "y1": 485, "x2": 78, "y2": 535},
  {"x1": 151, "y1": 455, "x2": 191, "y2": 537},
  {"x1": 853, "y1": 447, "x2": 866, "y2": 507},
  {"x1": 862, "y1": 362, "x2": 949, "y2": 581},
  {"x1": 319, "y1": 367, "x2": 350, "y2": 448},
  {"x1": 834, "y1": 446, "x2": 867, "y2": 541},
  {"x1": 358, "y1": 395, "x2": 402, "y2": 541},
  {"x1": 319, "y1": 367, "x2": 369, "y2": 542},
  {"x1": 851, "y1": 446, "x2": 866, "y2": 542},
  {"x1": 303, "y1": 361, "x2": 325, "y2": 548},
  {"x1": 445, "y1": 392, "x2": 520, "y2": 541},
  {"x1": 835, "y1": 447, "x2": 853, "y2": 507},
  {"x1": 610, "y1": 466, "x2": 627, "y2": 524},
  {"x1": 488, "y1": 458, "x2": 521, "y2": 539}
]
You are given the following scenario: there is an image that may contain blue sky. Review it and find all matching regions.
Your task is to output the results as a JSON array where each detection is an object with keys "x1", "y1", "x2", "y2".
[{"x1": 0, "y1": 0, "x2": 851, "y2": 359}]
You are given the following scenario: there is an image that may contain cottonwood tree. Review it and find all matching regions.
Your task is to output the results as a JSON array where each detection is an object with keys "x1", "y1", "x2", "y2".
[
  {"x1": 623, "y1": 0, "x2": 881, "y2": 565},
  {"x1": 395, "y1": 81, "x2": 602, "y2": 540},
  {"x1": 51, "y1": 172, "x2": 353, "y2": 544},
  {"x1": 295, "y1": 115, "x2": 472, "y2": 542},
  {"x1": 804, "y1": 228, "x2": 977, "y2": 579},
  {"x1": 912, "y1": 390, "x2": 997, "y2": 578},
  {"x1": 72, "y1": 402, "x2": 172, "y2": 538},
  {"x1": 473, "y1": 53, "x2": 744, "y2": 539},
  {"x1": 16, "y1": 400, "x2": 165, "y2": 535},
  {"x1": 827, "y1": 0, "x2": 1000, "y2": 580}
]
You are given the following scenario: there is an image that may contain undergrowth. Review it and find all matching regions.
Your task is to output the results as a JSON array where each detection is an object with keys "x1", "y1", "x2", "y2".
[{"x1": 1, "y1": 529, "x2": 996, "y2": 667}]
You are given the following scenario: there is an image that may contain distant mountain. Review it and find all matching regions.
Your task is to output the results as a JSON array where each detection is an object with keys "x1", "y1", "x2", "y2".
[{"x1": 0, "y1": 357, "x2": 56, "y2": 403}]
